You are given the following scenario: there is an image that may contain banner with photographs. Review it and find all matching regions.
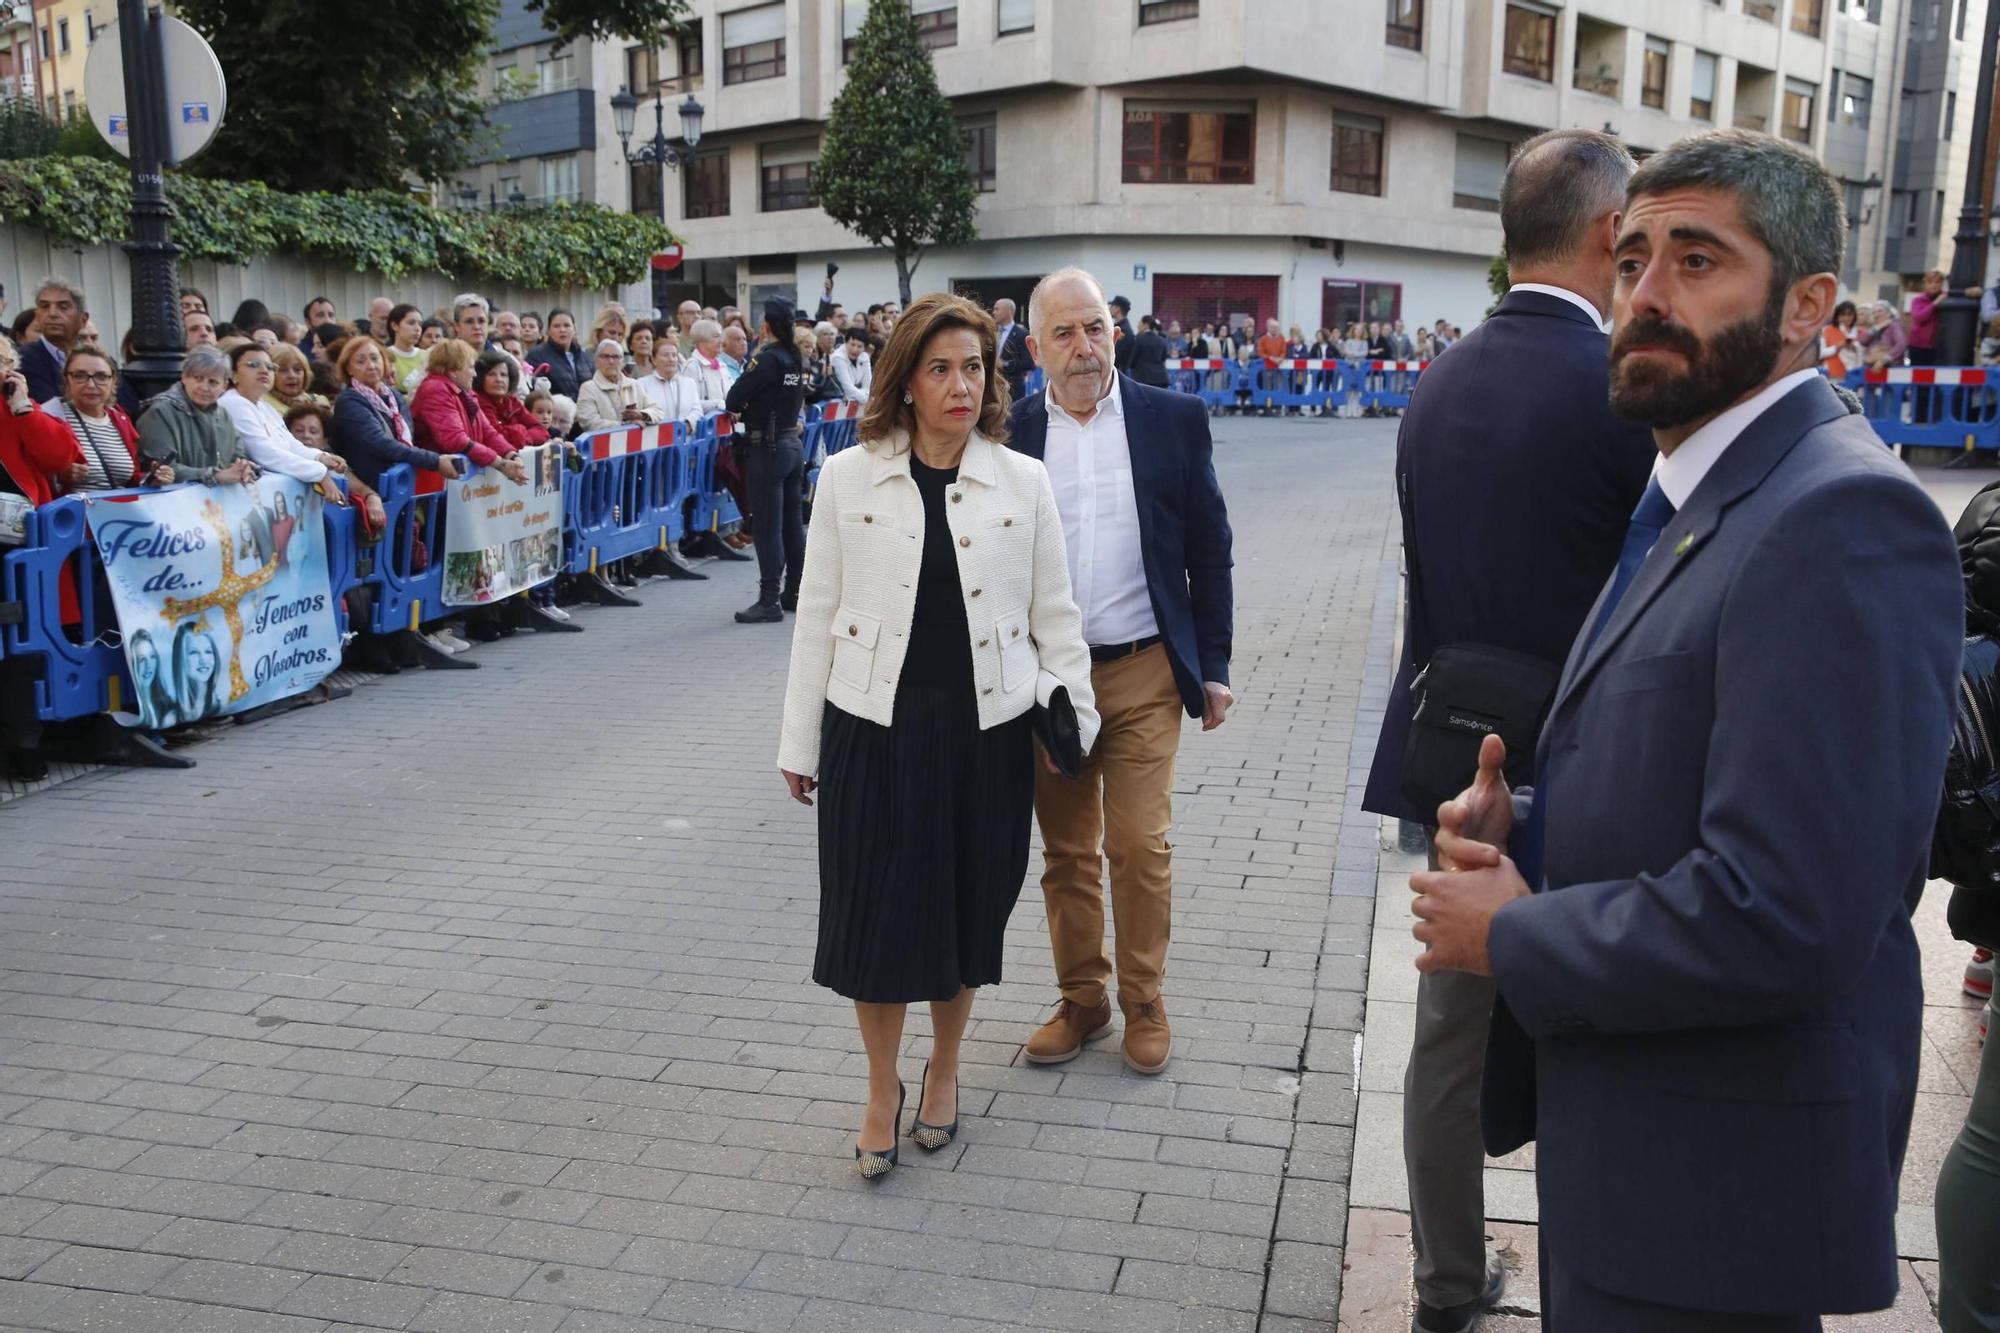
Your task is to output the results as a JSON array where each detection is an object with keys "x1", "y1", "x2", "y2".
[
  {"x1": 440, "y1": 444, "x2": 563, "y2": 606},
  {"x1": 89, "y1": 476, "x2": 341, "y2": 729}
]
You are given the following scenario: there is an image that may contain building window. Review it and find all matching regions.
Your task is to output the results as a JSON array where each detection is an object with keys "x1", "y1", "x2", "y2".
[
  {"x1": 627, "y1": 25, "x2": 702, "y2": 96},
  {"x1": 1959, "y1": 0, "x2": 1972, "y2": 37},
  {"x1": 1946, "y1": 90, "x2": 1957, "y2": 138},
  {"x1": 1502, "y1": 3, "x2": 1556, "y2": 83},
  {"x1": 1642, "y1": 38, "x2": 1669, "y2": 110},
  {"x1": 1836, "y1": 72, "x2": 1872, "y2": 127},
  {"x1": 1331, "y1": 112, "x2": 1384, "y2": 196},
  {"x1": 38, "y1": 24, "x2": 49, "y2": 60},
  {"x1": 999, "y1": 0, "x2": 1035, "y2": 33},
  {"x1": 630, "y1": 162, "x2": 662, "y2": 217},
  {"x1": 1744, "y1": 0, "x2": 1778, "y2": 21},
  {"x1": 63, "y1": 88, "x2": 75, "y2": 114},
  {"x1": 83, "y1": 10, "x2": 94, "y2": 42},
  {"x1": 1782, "y1": 78, "x2": 1816, "y2": 144},
  {"x1": 1792, "y1": 0, "x2": 1823, "y2": 36},
  {"x1": 538, "y1": 52, "x2": 577, "y2": 93},
  {"x1": 684, "y1": 147, "x2": 730, "y2": 218},
  {"x1": 723, "y1": 3, "x2": 786, "y2": 84},
  {"x1": 1938, "y1": 190, "x2": 1948, "y2": 235},
  {"x1": 760, "y1": 139, "x2": 817, "y2": 211},
  {"x1": 56, "y1": 18, "x2": 68, "y2": 54},
  {"x1": 1138, "y1": 0, "x2": 1199, "y2": 25},
  {"x1": 1323, "y1": 279, "x2": 1403, "y2": 332},
  {"x1": 1690, "y1": 51, "x2": 1717, "y2": 120},
  {"x1": 1386, "y1": 0, "x2": 1422, "y2": 50},
  {"x1": 540, "y1": 156, "x2": 579, "y2": 203},
  {"x1": 1453, "y1": 134, "x2": 1510, "y2": 212},
  {"x1": 960, "y1": 113, "x2": 996, "y2": 192},
  {"x1": 1121, "y1": 101, "x2": 1255, "y2": 184},
  {"x1": 913, "y1": 0, "x2": 958, "y2": 49}
]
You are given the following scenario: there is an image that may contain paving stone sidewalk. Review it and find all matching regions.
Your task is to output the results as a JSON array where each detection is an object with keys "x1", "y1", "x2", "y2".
[{"x1": 0, "y1": 416, "x2": 1405, "y2": 1332}]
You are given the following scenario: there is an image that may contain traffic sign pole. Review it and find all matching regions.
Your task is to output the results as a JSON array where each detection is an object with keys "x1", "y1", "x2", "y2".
[{"x1": 119, "y1": 0, "x2": 185, "y2": 402}]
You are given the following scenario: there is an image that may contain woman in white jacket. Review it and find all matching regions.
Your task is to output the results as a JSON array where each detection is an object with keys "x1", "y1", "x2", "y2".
[
  {"x1": 217, "y1": 343, "x2": 348, "y2": 505},
  {"x1": 778, "y1": 293, "x2": 1098, "y2": 1180}
]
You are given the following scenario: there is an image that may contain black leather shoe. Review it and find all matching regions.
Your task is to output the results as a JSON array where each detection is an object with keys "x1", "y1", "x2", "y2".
[
  {"x1": 780, "y1": 586, "x2": 800, "y2": 613},
  {"x1": 1411, "y1": 1252, "x2": 1506, "y2": 1333},
  {"x1": 734, "y1": 600, "x2": 783, "y2": 624}
]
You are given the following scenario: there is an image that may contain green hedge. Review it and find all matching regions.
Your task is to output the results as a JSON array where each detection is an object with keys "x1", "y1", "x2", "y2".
[{"x1": 0, "y1": 156, "x2": 676, "y2": 290}]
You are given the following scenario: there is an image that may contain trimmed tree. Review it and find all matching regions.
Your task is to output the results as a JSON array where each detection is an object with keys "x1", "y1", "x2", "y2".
[{"x1": 815, "y1": 0, "x2": 977, "y2": 305}]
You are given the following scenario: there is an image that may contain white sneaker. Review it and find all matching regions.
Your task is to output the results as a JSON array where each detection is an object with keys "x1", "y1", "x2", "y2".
[
  {"x1": 543, "y1": 604, "x2": 571, "y2": 622},
  {"x1": 421, "y1": 631, "x2": 461, "y2": 654},
  {"x1": 437, "y1": 629, "x2": 473, "y2": 651}
]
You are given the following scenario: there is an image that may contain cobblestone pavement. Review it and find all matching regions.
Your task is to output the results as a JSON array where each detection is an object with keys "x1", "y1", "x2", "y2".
[
  {"x1": 0, "y1": 415, "x2": 1403, "y2": 1332},
  {"x1": 1336, "y1": 461, "x2": 1990, "y2": 1333}
]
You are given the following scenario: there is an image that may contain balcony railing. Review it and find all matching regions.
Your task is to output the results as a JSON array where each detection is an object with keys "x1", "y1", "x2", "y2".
[{"x1": 1574, "y1": 72, "x2": 1620, "y2": 99}]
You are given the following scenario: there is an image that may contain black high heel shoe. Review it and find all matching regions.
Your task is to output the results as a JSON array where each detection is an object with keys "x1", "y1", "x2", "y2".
[
  {"x1": 855, "y1": 1083, "x2": 906, "y2": 1181},
  {"x1": 909, "y1": 1060, "x2": 959, "y2": 1152}
]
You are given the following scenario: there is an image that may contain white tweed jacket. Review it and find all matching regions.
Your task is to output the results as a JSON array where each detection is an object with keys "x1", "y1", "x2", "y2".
[{"x1": 777, "y1": 429, "x2": 1099, "y2": 777}]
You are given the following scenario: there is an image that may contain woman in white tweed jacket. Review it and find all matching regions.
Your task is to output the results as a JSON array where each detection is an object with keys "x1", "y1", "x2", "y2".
[{"x1": 778, "y1": 293, "x2": 1097, "y2": 1180}]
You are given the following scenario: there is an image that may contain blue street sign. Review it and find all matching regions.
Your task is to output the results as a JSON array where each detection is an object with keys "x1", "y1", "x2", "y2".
[
  {"x1": 181, "y1": 103, "x2": 210, "y2": 124},
  {"x1": 107, "y1": 115, "x2": 128, "y2": 137}
]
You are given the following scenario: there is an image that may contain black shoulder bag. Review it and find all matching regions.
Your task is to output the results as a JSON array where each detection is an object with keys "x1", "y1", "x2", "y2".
[{"x1": 1399, "y1": 643, "x2": 1560, "y2": 817}]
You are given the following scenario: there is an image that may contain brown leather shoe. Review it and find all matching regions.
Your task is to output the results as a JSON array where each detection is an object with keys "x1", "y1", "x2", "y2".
[
  {"x1": 1121, "y1": 998, "x2": 1171, "y2": 1075},
  {"x1": 1023, "y1": 997, "x2": 1114, "y2": 1065}
]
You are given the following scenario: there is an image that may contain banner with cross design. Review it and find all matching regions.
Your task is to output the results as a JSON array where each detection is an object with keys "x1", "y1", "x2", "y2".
[{"x1": 88, "y1": 476, "x2": 342, "y2": 729}]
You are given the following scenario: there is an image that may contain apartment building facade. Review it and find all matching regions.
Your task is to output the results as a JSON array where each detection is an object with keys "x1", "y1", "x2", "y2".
[
  {"x1": 1, "y1": 1, "x2": 36, "y2": 104},
  {"x1": 469, "y1": 0, "x2": 1987, "y2": 329},
  {"x1": 26, "y1": 0, "x2": 101, "y2": 122}
]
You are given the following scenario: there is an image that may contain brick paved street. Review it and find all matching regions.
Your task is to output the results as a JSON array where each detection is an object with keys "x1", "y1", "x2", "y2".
[{"x1": 0, "y1": 416, "x2": 1403, "y2": 1332}]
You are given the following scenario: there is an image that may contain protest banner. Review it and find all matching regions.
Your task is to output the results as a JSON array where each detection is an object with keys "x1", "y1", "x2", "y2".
[
  {"x1": 89, "y1": 476, "x2": 341, "y2": 728},
  {"x1": 440, "y1": 444, "x2": 563, "y2": 605}
]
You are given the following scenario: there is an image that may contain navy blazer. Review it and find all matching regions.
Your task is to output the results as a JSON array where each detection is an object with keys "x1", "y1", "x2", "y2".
[
  {"x1": 1483, "y1": 375, "x2": 1962, "y2": 1317},
  {"x1": 19, "y1": 339, "x2": 64, "y2": 407},
  {"x1": 1362, "y1": 290, "x2": 1655, "y2": 822},
  {"x1": 1009, "y1": 374, "x2": 1233, "y2": 717}
]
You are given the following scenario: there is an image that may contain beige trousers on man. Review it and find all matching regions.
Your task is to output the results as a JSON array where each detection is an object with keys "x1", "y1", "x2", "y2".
[{"x1": 1034, "y1": 644, "x2": 1184, "y2": 1009}]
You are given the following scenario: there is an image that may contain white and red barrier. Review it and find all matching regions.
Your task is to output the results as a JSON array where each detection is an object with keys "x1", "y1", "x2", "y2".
[
  {"x1": 818, "y1": 400, "x2": 864, "y2": 420},
  {"x1": 1863, "y1": 366, "x2": 1990, "y2": 386}
]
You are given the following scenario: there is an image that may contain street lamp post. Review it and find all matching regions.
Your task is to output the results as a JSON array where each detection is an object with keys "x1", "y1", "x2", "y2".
[
  {"x1": 1935, "y1": 0, "x2": 2000, "y2": 366},
  {"x1": 118, "y1": 0, "x2": 182, "y2": 403},
  {"x1": 609, "y1": 83, "x2": 704, "y2": 221}
]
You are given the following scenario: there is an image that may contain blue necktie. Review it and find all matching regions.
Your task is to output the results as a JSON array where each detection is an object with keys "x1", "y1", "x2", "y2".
[
  {"x1": 1586, "y1": 477, "x2": 1677, "y2": 651},
  {"x1": 1514, "y1": 478, "x2": 1677, "y2": 888}
]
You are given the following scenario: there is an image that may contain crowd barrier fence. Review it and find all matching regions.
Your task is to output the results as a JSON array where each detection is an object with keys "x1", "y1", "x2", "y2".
[
  {"x1": 1849, "y1": 366, "x2": 2000, "y2": 452},
  {"x1": 1163, "y1": 358, "x2": 1431, "y2": 414}
]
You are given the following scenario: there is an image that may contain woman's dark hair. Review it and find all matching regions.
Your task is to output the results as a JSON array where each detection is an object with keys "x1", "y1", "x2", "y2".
[
  {"x1": 282, "y1": 399, "x2": 332, "y2": 429},
  {"x1": 544, "y1": 308, "x2": 574, "y2": 342},
  {"x1": 9, "y1": 309, "x2": 33, "y2": 340},
  {"x1": 419, "y1": 317, "x2": 447, "y2": 339},
  {"x1": 229, "y1": 299, "x2": 271, "y2": 332},
  {"x1": 227, "y1": 342, "x2": 271, "y2": 371},
  {"x1": 1832, "y1": 300, "x2": 1858, "y2": 326},
  {"x1": 310, "y1": 322, "x2": 347, "y2": 349},
  {"x1": 387, "y1": 302, "x2": 422, "y2": 332},
  {"x1": 859, "y1": 292, "x2": 1009, "y2": 448},
  {"x1": 473, "y1": 349, "x2": 519, "y2": 394}
]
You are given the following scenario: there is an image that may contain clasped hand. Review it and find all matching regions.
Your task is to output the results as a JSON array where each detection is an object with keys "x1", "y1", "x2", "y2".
[{"x1": 1409, "y1": 733, "x2": 1530, "y2": 976}]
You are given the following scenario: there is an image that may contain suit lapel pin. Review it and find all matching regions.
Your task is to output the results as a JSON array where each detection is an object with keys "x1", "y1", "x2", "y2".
[{"x1": 1673, "y1": 532, "x2": 1694, "y2": 558}]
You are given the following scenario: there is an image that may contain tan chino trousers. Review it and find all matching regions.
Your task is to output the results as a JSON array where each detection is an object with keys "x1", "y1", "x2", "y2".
[{"x1": 1034, "y1": 644, "x2": 1184, "y2": 1011}]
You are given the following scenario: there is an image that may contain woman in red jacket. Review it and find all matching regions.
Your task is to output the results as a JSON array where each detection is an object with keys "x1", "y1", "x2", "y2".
[
  {"x1": 472, "y1": 351, "x2": 551, "y2": 451},
  {"x1": 0, "y1": 335, "x2": 90, "y2": 780},
  {"x1": 409, "y1": 339, "x2": 527, "y2": 494}
]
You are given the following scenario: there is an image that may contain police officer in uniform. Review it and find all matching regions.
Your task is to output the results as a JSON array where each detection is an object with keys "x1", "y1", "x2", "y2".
[{"x1": 726, "y1": 298, "x2": 809, "y2": 624}]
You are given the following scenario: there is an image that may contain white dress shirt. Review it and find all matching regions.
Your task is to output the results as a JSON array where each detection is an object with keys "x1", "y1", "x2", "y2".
[
  {"x1": 1508, "y1": 282, "x2": 1608, "y2": 332},
  {"x1": 831, "y1": 347, "x2": 871, "y2": 402},
  {"x1": 218, "y1": 388, "x2": 330, "y2": 482},
  {"x1": 1652, "y1": 368, "x2": 1821, "y2": 509},
  {"x1": 1044, "y1": 377, "x2": 1159, "y2": 646},
  {"x1": 636, "y1": 370, "x2": 702, "y2": 425}
]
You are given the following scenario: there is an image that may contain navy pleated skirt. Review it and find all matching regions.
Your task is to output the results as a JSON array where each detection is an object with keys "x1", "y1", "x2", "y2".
[{"x1": 813, "y1": 692, "x2": 1034, "y2": 1003}]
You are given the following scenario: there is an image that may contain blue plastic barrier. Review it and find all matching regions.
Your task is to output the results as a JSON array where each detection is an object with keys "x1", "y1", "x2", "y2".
[
  {"x1": 1160, "y1": 359, "x2": 1429, "y2": 415},
  {"x1": 366, "y1": 465, "x2": 446, "y2": 634},
  {"x1": 1845, "y1": 367, "x2": 2000, "y2": 450},
  {"x1": 564, "y1": 421, "x2": 696, "y2": 575},
  {"x1": 0, "y1": 494, "x2": 128, "y2": 720}
]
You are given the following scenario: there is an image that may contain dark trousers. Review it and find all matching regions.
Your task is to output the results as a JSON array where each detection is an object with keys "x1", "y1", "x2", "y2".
[
  {"x1": 745, "y1": 437, "x2": 806, "y2": 603},
  {"x1": 0, "y1": 656, "x2": 43, "y2": 753},
  {"x1": 1404, "y1": 841, "x2": 1496, "y2": 1307},
  {"x1": 1542, "y1": 1238, "x2": 1821, "y2": 1331},
  {"x1": 1937, "y1": 1007, "x2": 2000, "y2": 1331}
]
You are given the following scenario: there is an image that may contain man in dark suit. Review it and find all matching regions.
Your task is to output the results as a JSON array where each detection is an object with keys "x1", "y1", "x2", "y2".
[
  {"x1": 994, "y1": 298, "x2": 1032, "y2": 399},
  {"x1": 1361, "y1": 128, "x2": 1654, "y2": 1333},
  {"x1": 1010, "y1": 267, "x2": 1233, "y2": 1077},
  {"x1": 1109, "y1": 294, "x2": 1136, "y2": 375},
  {"x1": 1411, "y1": 130, "x2": 1963, "y2": 1330},
  {"x1": 19, "y1": 278, "x2": 87, "y2": 406},
  {"x1": 1128, "y1": 315, "x2": 1171, "y2": 388}
]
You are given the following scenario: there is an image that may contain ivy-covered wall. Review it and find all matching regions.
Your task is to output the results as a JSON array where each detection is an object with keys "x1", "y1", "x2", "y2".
[{"x1": 0, "y1": 157, "x2": 674, "y2": 290}]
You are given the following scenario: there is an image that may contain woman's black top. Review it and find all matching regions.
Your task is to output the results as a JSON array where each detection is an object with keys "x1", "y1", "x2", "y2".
[{"x1": 898, "y1": 458, "x2": 972, "y2": 698}]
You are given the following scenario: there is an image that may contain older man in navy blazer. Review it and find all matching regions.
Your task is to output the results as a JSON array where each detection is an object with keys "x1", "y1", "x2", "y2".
[
  {"x1": 1413, "y1": 130, "x2": 1962, "y2": 1330},
  {"x1": 1009, "y1": 267, "x2": 1233, "y2": 1077},
  {"x1": 1363, "y1": 129, "x2": 1657, "y2": 1333}
]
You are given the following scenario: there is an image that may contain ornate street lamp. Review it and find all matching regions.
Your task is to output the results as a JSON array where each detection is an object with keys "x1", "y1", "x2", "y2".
[{"x1": 610, "y1": 83, "x2": 705, "y2": 219}]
